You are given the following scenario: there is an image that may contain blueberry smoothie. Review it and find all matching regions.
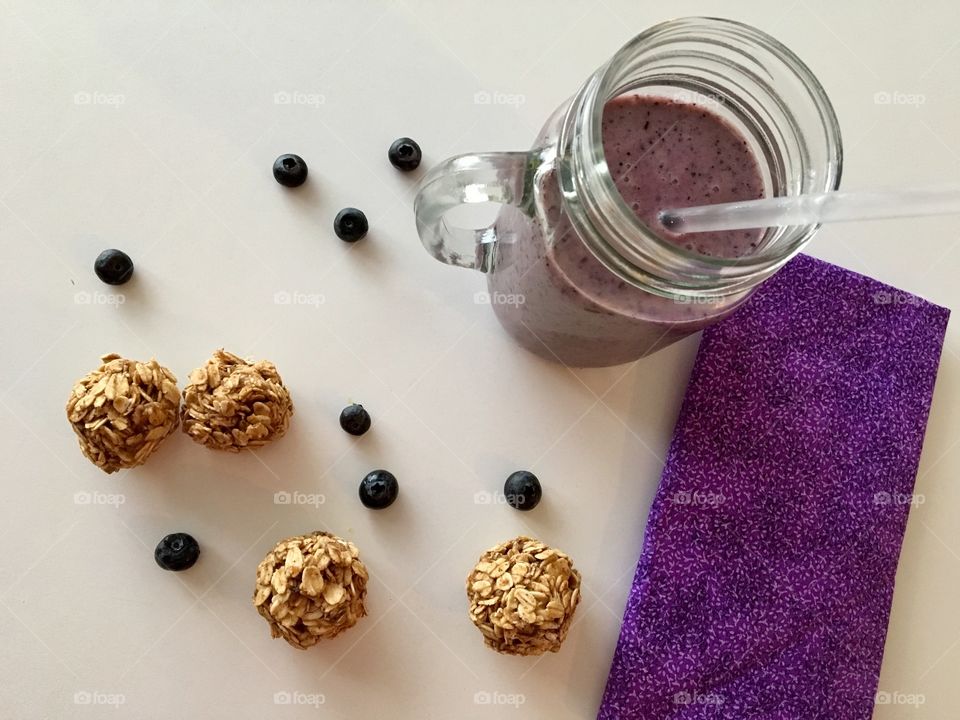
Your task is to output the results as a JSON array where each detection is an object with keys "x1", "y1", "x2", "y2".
[{"x1": 487, "y1": 95, "x2": 766, "y2": 366}]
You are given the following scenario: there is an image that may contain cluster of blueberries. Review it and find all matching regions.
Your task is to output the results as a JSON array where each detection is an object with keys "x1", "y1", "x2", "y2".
[
  {"x1": 272, "y1": 136, "x2": 423, "y2": 242},
  {"x1": 153, "y1": 407, "x2": 542, "y2": 572},
  {"x1": 90, "y1": 136, "x2": 543, "y2": 572},
  {"x1": 337, "y1": 402, "x2": 543, "y2": 511},
  {"x1": 92, "y1": 137, "x2": 425, "y2": 285}
]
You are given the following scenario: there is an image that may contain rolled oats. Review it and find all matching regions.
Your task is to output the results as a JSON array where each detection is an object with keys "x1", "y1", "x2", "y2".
[
  {"x1": 181, "y1": 349, "x2": 293, "y2": 452},
  {"x1": 65, "y1": 354, "x2": 180, "y2": 473},
  {"x1": 465, "y1": 535, "x2": 582, "y2": 656},
  {"x1": 253, "y1": 531, "x2": 368, "y2": 649}
]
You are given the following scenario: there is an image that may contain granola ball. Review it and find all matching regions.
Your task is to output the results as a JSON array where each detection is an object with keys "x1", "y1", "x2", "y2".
[
  {"x1": 181, "y1": 349, "x2": 293, "y2": 451},
  {"x1": 253, "y1": 531, "x2": 368, "y2": 649},
  {"x1": 466, "y1": 536, "x2": 582, "y2": 656},
  {"x1": 65, "y1": 354, "x2": 180, "y2": 473}
]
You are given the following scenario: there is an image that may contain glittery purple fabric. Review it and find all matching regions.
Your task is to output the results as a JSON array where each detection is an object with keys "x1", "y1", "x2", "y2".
[{"x1": 598, "y1": 254, "x2": 950, "y2": 720}]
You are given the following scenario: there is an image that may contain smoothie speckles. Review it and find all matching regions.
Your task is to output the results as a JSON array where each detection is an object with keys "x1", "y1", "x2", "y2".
[
  {"x1": 487, "y1": 94, "x2": 768, "y2": 365},
  {"x1": 600, "y1": 95, "x2": 765, "y2": 257}
]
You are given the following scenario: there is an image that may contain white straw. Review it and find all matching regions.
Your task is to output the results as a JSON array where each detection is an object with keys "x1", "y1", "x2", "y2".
[{"x1": 658, "y1": 185, "x2": 960, "y2": 233}]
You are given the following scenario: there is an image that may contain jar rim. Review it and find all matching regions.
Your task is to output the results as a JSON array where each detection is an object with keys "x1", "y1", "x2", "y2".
[{"x1": 559, "y1": 17, "x2": 843, "y2": 296}]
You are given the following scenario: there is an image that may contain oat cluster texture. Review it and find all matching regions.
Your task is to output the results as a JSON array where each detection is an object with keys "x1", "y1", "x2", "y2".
[
  {"x1": 66, "y1": 353, "x2": 180, "y2": 473},
  {"x1": 254, "y1": 531, "x2": 368, "y2": 649},
  {"x1": 466, "y1": 535, "x2": 581, "y2": 656},
  {"x1": 181, "y1": 348, "x2": 293, "y2": 451}
]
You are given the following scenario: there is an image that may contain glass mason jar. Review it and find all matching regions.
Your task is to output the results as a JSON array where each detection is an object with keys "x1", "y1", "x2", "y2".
[{"x1": 414, "y1": 17, "x2": 842, "y2": 367}]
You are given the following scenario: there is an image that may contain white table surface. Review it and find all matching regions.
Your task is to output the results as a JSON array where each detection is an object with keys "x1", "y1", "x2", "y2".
[{"x1": 1, "y1": 1, "x2": 957, "y2": 718}]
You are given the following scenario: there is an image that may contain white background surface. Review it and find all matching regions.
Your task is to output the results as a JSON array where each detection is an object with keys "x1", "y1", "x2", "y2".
[{"x1": 1, "y1": 1, "x2": 957, "y2": 718}]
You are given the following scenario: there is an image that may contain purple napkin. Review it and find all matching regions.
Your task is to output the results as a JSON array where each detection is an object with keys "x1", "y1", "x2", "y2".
[{"x1": 598, "y1": 254, "x2": 949, "y2": 720}]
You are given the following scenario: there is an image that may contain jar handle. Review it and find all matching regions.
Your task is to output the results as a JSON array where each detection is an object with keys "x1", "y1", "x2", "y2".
[{"x1": 414, "y1": 152, "x2": 531, "y2": 273}]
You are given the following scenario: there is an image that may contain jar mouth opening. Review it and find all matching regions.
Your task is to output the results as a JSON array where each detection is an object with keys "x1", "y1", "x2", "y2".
[{"x1": 564, "y1": 17, "x2": 843, "y2": 295}]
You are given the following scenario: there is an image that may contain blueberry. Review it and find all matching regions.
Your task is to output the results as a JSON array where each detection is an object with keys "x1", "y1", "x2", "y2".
[
  {"x1": 340, "y1": 403, "x2": 371, "y2": 435},
  {"x1": 387, "y1": 137, "x2": 422, "y2": 171},
  {"x1": 334, "y1": 208, "x2": 369, "y2": 242},
  {"x1": 503, "y1": 470, "x2": 542, "y2": 511},
  {"x1": 359, "y1": 469, "x2": 398, "y2": 509},
  {"x1": 94, "y1": 249, "x2": 134, "y2": 285},
  {"x1": 154, "y1": 532, "x2": 200, "y2": 571},
  {"x1": 273, "y1": 153, "x2": 308, "y2": 187}
]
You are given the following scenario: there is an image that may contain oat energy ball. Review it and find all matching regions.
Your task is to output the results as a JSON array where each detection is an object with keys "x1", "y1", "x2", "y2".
[
  {"x1": 66, "y1": 354, "x2": 180, "y2": 473},
  {"x1": 254, "y1": 531, "x2": 368, "y2": 649},
  {"x1": 181, "y1": 349, "x2": 293, "y2": 451},
  {"x1": 467, "y1": 536, "x2": 582, "y2": 656}
]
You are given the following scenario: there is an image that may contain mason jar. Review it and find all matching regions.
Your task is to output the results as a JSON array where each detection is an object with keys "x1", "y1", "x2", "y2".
[{"x1": 414, "y1": 17, "x2": 842, "y2": 367}]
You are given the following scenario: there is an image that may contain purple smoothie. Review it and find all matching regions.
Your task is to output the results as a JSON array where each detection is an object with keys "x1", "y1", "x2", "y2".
[{"x1": 487, "y1": 94, "x2": 766, "y2": 366}]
